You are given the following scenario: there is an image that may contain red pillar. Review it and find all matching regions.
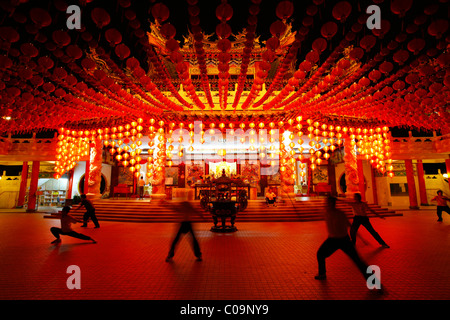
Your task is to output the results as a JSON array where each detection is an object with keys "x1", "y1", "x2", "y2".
[
  {"x1": 357, "y1": 159, "x2": 366, "y2": 201},
  {"x1": 404, "y1": 159, "x2": 419, "y2": 209},
  {"x1": 84, "y1": 159, "x2": 90, "y2": 195},
  {"x1": 26, "y1": 161, "x2": 40, "y2": 212},
  {"x1": 371, "y1": 167, "x2": 378, "y2": 205},
  {"x1": 446, "y1": 159, "x2": 450, "y2": 192},
  {"x1": 66, "y1": 169, "x2": 74, "y2": 200},
  {"x1": 17, "y1": 161, "x2": 28, "y2": 207},
  {"x1": 416, "y1": 160, "x2": 428, "y2": 205}
]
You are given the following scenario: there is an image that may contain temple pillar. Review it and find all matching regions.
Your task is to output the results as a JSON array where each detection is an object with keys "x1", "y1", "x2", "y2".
[
  {"x1": 357, "y1": 159, "x2": 366, "y2": 201},
  {"x1": 343, "y1": 138, "x2": 359, "y2": 197},
  {"x1": 279, "y1": 145, "x2": 295, "y2": 200},
  {"x1": 66, "y1": 169, "x2": 74, "y2": 200},
  {"x1": 84, "y1": 159, "x2": 90, "y2": 195},
  {"x1": 404, "y1": 159, "x2": 419, "y2": 209},
  {"x1": 86, "y1": 137, "x2": 103, "y2": 199},
  {"x1": 327, "y1": 160, "x2": 337, "y2": 196},
  {"x1": 151, "y1": 129, "x2": 167, "y2": 202},
  {"x1": 446, "y1": 159, "x2": 450, "y2": 192},
  {"x1": 371, "y1": 167, "x2": 378, "y2": 205},
  {"x1": 416, "y1": 160, "x2": 428, "y2": 205},
  {"x1": 26, "y1": 161, "x2": 40, "y2": 212},
  {"x1": 17, "y1": 161, "x2": 28, "y2": 208}
]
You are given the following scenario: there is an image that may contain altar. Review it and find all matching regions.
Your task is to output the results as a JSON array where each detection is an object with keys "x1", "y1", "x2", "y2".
[{"x1": 208, "y1": 161, "x2": 236, "y2": 178}]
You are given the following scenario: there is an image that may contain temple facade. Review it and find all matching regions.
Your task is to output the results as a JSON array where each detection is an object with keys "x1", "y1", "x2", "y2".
[{"x1": 1, "y1": 128, "x2": 449, "y2": 211}]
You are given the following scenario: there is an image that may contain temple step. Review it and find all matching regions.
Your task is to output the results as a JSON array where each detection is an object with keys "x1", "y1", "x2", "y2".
[{"x1": 43, "y1": 198, "x2": 402, "y2": 223}]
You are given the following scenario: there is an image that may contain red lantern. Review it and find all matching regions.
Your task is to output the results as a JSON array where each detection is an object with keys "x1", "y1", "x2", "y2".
[
  {"x1": 30, "y1": 8, "x2": 52, "y2": 28},
  {"x1": 393, "y1": 50, "x2": 409, "y2": 65},
  {"x1": 349, "y1": 47, "x2": 364, "y2": 61},
  {"x1": 81, "y1": 58, "x2": 96, "y2": 70},
  {"x1": 91, "y1": 8, "x2": 111, "y2": 28},
  {"x1": 20, "y1": 43, "x2": 39, "y2": 57},
  {"x1": 270, "y1": 21, "x2": 286, "y2": 38},
  {"x1": 266, "y1": 37, "x2": 280, "y2": 51},
  {"x1": 37, "y1": 56, "x2": 54, "y2": 70},
  {"x1": 105, "y1": 28, "x2": 122, "y2": 46},
  {"x1": 407, "y1": 38, "x2": 425, "y2": 55},
  {"x1": 217, "y1": 38, "x2": 231, "y2": 52},
  {"x1": 216, "y1": 2, "x2": 233, "y2": 21},
  {"x1": 0, "y1": 26, "x2": 19, "y2": 43},
  {"x1": 66, "y1": 45, "x2": 83, "y2": 60},
  {"x1": 312, "y1": 37, "x2": 327, "y2": 53},
  {"x1": 359, "y1": 35, "x2": 376, "y2": 52},
  {"x1": 332, "y1": 1, "x2": 352, "y2": 22},
  {"x1": 390, "y1": 0, "x2": 413, "y2": 17},
  {"x1": 126, "y1": 57, "x2": 140, "y2": 70},
  {"x1": 372, "y1": 20, "x2": 390, "y2": 39},
  {"x1": 306, "y1": 51, "x2": 319, "y2": 64},
  {"x1": 368, "y1": 70, "x2": 382, "y2": 82},
  {"x1": 165, "y1": 38, "x2": 180, "y2": 52},
  {"x1": 392, "y1": 80, "x2": 405, "y2": 91},
  {"x1": 160, "y1": 23, "x2": 176, "y2": 40},
  {"x1": 428, "y1": 19, "x2": 448, "y2": 39},
  {"x1": 216, "y1": 22, "x2": 232, "y2": 39},
  {"x1": 276, "y1": 1, "x2": 294, "y2": 20},
  {"x1": 321, "y1": 21, "x2": 338, "y2": 40},
  {"x1": 52, "y1": 30, "x2": 71, "y2": 47},
  {"x1": 379, "y1": 61, "x2": 393, "y2": 74},
  {"x1": 115, "y1": 43, "x2": 130, "y2": 60}
]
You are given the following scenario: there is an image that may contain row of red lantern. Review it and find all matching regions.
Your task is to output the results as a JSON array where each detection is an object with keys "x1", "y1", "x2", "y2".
[
  {"x1": 215, "y1": 1, "x2": 233, "y2": 110},
  {"x1": 187, "y1": 0, "x2": 215, "y2": 109},
  {"x1": 54, "y1": 117, "x2": 394, "y2": 181},
  {"x1": 240, "y1": 1, "x2": 294, "y2": 110},
  {"x1": 231, "y1": 0, "x2": 260, "y2": 110},
  {"x1": 153, "y1": 3, "x2": 205, "y2": 110}
]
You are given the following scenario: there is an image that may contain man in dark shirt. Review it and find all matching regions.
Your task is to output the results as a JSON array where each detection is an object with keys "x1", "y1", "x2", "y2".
[{"x1": 77, "y1": 194, "x2": 100, "y2": 228}]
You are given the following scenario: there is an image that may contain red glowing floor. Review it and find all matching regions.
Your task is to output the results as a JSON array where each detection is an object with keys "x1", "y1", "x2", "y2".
[{"x1": 0, "y1": 208, "x2": 449, "y2": 300}]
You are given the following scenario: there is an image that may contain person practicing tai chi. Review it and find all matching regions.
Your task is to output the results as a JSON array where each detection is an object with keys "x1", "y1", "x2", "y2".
[
  {"x1": 50, "y1": 206, "x2": 96, "y2": 244},
  {"x1": 315, "y1": 196, "x2": 371, "y2": 283},
  {"x1": 166, "y1": 201, "x2": 203, "y2": 262},
  {"x1": 431, "y1": 190, "x2": 450, "y2": 222},
  {"x1": 348, "y1": 193, "x2": 389, "y2": 248},
  {"x1": 76, "y1": 194, "x2": 100, "y2": 228}
]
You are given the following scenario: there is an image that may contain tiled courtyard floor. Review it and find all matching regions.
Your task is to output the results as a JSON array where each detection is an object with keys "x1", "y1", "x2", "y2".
[{"x1": 0, "y1": 208, "x2": 449, "y2": 304}]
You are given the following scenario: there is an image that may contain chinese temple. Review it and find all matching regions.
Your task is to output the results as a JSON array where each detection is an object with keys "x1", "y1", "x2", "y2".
[{"x1": 0, "y1": 0, "x2": 449, "y2": 217}]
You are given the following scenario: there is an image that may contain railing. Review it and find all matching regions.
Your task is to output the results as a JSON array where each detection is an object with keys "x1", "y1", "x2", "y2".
[
  {"x1": 0, "y1": 134, "x2": 58, "y2": 156},
  {"x1": 391, "y1": 133, "x2": 450, "y2": 156}
]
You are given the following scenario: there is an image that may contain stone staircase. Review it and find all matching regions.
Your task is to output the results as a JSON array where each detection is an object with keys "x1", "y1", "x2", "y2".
[{"x1": 43, "y1": 197, "x2": 402, "y2": 223}]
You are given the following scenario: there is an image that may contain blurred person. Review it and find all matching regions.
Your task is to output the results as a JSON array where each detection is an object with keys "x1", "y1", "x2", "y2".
[
  {"x1": 348, "y1": 193, "x2": 389, "y2": 248},
  {"x1": 166, "y1": 201, "x2": 203, "y2": 262},
  {"x1": 315, "y1": 196, "x2": 370, "y2": 282}
]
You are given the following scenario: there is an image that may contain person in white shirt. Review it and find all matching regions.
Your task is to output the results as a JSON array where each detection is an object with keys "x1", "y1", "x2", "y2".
[
  {"x1": 50, "y1": 206, "x2": 96, "y2": 244},
  {"x1": 431, "y1": 190, "x2": 450, "y2": 222},
  {"x1": 138, "y1": 176, "x2": 146, "y2": 200},
  {"x1": 348, "y1": 193, "x2": 389, "y2": 248},
  {"x1": 265, "y1": 189, "x2": 277, "y2": 207}
]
